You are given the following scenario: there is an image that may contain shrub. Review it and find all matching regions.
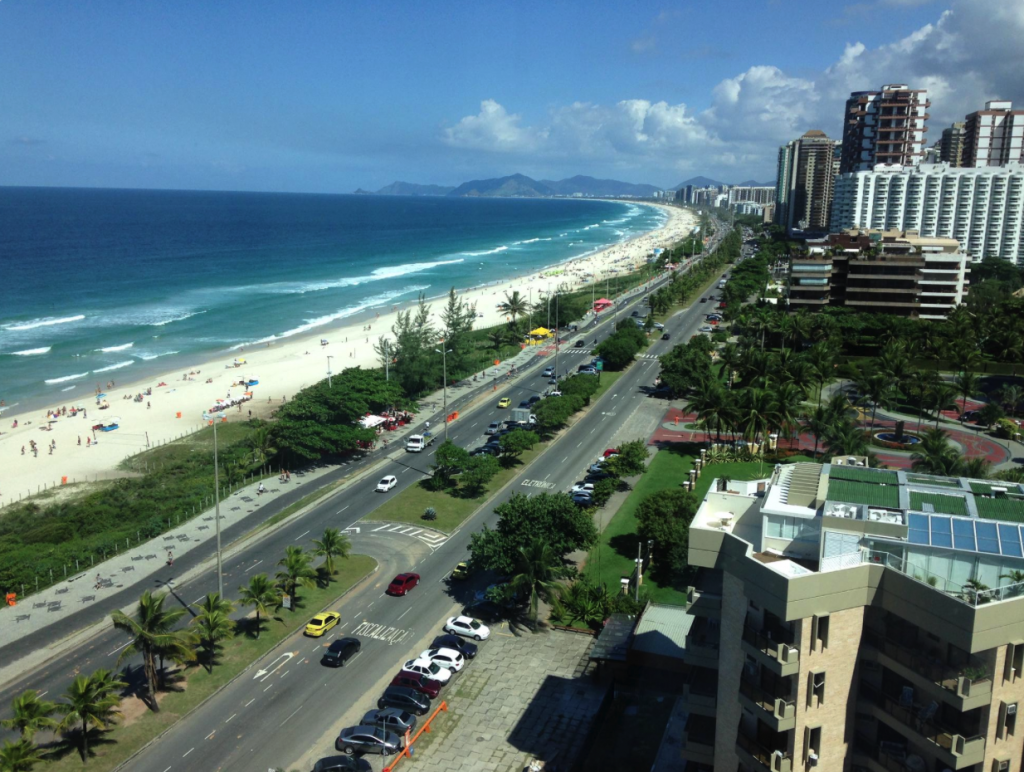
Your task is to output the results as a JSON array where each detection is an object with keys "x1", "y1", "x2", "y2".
[{"x1": 422, "y1": 507, "x2": 437, "y2": 521}]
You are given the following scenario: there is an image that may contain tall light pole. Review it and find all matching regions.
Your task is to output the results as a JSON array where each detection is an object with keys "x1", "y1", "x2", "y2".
[
  {"x1": 326, "y1": 355, "x2": 333, "y2": 389},
  {"x1": 435, "y1": 346, "x2": 452, "y2": 442},
  {"x1": 212, "y1": 418, "x2": 223, "y2": 598}
]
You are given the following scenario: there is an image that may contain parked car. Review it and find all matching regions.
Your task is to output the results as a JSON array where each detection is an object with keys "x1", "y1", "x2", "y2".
[
  {"x1": 572, "y1": 492, "x2": 593, "y2": 506},
  {"x1": 572, "y1": 482, "x2": 595, "y2": 495},
  {"x1": 376, "y1": 475, "x2": 398, "y2": 492},
  {"x1": 631, "y1": 310, "x2": 640, "y2": 317},
  {"x1": 485, "y1": 421, "x2": 502, "y2": 435},
  {"x1": 335, "y1": 726, "x2": 402, "y2": 757},
  {"x1": 542, "y1": 367, "x2": 554, "y2": 377},
  {"x1": 418, "y1": 647, "x2": 466, "y2": 672},
  {"x1": 321, "y1": 637, "x2": 361, "y2": 667},
  {"x1": 305, "y1": 611, "x2": 341, "y2": 637},
  {"x1": 699, "y1": 325, "x2": 713, "y2": 332},
  {"x1": 527, "y1": 395, "x2": 542, "y2": 406},
  {"x1": 451, "y1": 562, "x2": 470, "y2": 581},
  {"x1": 361, "y1": 708, "x2": 417, "y2": 735},
  {"x1": 401, "y1": 657, "x2": 452, "y2": 684},
  {"x1": 391, "y1": 671, "x2": 442, "y2": 698},
  {"x1": 430, "y1": 634, "x2": 478, "y2": 660},
  {"x1": 313, "y1": 756, "x2": 370, "y2": 772},
  {"x1": 387, "y1": 573, "x2": 421, "y2": 597},
  {"x1": 497, "y1": 397, "x2": 511, "y2": 408},
  {"x1": 653, "y1": 322, "x2": 665, "y2": 330},
  {"x1": 603, "y1": 448, "x2": 619, "y2": 458},
  {"x1": 445, "y1": 615, "x2": 491, "y2": 640},
  {"x1": 661, "y1": 333, "x2": 671, "y2": 340},
  {"x1": 548, "y1": 376, "x2": 558, "y2": 385},
  {"x1": 377, "y1": 686, "x2": 431, "y2": 716},
  {"x1": 470, "y1": 445, "x2": 500, "y2": 457}
]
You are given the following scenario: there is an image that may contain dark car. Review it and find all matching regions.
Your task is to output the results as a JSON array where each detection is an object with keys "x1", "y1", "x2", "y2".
[
  {"x1": 378, "y1": 686, "x2": 431, "y2": 716},
  {"x1": 321, "y1": 637, "x2": 361, "y2": 668},
  {"x1": 470, "y1": 445, "x2": 500, "y2": 457},
  {"x1": 575, "y1": 339, "x2": 585, "y2": 347},
  {"x1": 661, "y1": 333, "x2": 670, "y2": 340},
  {"x1": 527, "y1": 395, "x2": 541, "y2": 405},
  {"x1": 431, "y1": 634, "x2": 478, "y2": 660},
  {"x1": 519, "y1": 400, "x2": 531, "y2": 408},
  {"x1": 699, "y1": 297, "x2": 707, "y2": 303},
  {"x1": 631, "y1": 310, "x2": 640, "y2": 317},
  {"x1": 462, "y1": 599, "x2": 505, "y2": 623},
  {"x1": 335, "y1": 725, "x2": 402, "y2": 756},
  {"x1": 391, "y1": 671, "x2": 442, "y2": 699},
  {"x1": 313, "y1": 756, "x2": 370, "y2": 772},
  {"x1": 361, "y1": 708, "x2": 417, "y2": 734},
  {"x1": 387, "y1": 573, "x2": 421, "y2": 597}
]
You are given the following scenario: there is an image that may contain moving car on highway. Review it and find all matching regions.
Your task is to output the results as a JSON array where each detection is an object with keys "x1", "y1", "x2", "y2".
[
  {"x1": 321, "y1": 637, "x2": 361, "y2": 667},
  {"x1": 376, "y1": 475, "x2": 398, "y2": 492},
  {"x1": 305, "y1": 611, "x2": 342, "y2": 637}
]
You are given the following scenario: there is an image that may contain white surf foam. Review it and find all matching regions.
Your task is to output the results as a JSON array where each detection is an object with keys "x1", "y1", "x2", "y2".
[
  {"x1": 136, "y1": 351, "x2": 180, "y2": 361},
  {"x1": 461, "y1": 246, "x2": 508, "y2": 257},
  {"x1": 5, "y1": 314, "x2": 85, "y2": 332},
  {"x1": 150, "y1": 310, "x2": 207, "y2": 327},
  {"x1": 45, "y1": 372, "x2": 89, "y2": 385},
  {"x1": 96, "y1": 342, "x2": 133, "y2": 353},
  {"x1": 9, "y1": 347, "x2": 51, "y2": 356},
  {"x1": 93, "y1": 361, "x2": 134, "y2": 373},
  {"x1": 61, "y1": 385, "x2": 76, "y2": 392}
]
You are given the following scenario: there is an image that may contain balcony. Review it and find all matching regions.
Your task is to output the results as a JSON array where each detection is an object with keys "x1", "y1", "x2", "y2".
[
  {"x1": 858, "y1": 681, "x2": 986, "y2": 770},
  {"x1": 739, "y1": 674, "x2": 796, "y2": 731},
  {"x1": 853, "y1": 732, "x2": 933, "y2": 772},
  {"x1": 681, "y1": 714, "x2": 716, "y2": 765},
  {"x1": 862, "y1": 628, "x2": 993, "y2": 711},
  {"x1": 685, "y1": 617, "x2": 721, "y2": 669},
  {"x1": 741, "y1": 624, "x2": 800, "y2": 676},
  {"x1": 736, "y1": 726, "x2": 792, "y2": 772}
]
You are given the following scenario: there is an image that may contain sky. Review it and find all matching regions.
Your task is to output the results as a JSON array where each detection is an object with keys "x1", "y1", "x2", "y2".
[{"x1": 2, "y1": 0, "x2": 1023, "y2": 193}]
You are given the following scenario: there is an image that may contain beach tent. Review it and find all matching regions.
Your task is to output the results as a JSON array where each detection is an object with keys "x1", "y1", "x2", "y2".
[
  {"x1": 528, "y1": 327, "x2": 552, "y2": 337},
  {"x1": 593, "y1": 298, "x2": 613, "y2": 312},
  {"x1": 359, "y1": 415, "x2": 386, "y2": 429}
]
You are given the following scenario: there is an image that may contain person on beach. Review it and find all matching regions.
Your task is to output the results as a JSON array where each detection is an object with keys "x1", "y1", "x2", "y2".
[{"x1": 78, "y1": 436, "x2": 81, "y2": 446}]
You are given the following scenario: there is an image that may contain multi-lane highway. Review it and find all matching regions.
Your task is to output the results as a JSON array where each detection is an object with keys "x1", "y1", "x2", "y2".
[{"x1": 0, "y1": 212, "x2": 729, "y2": 771}]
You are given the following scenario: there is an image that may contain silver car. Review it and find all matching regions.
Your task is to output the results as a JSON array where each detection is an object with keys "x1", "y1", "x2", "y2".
[
  {"x1": 361, "y1": 708, "x2": 417, "y2": 735},
  {"x1": 335, "y1": 725, "x2": 402, "y2": 756}
]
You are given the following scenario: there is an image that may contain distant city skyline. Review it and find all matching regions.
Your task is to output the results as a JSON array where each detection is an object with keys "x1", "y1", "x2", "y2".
[{"x1": 2, "y1": 0, "x2": 1022, "y2": 194}]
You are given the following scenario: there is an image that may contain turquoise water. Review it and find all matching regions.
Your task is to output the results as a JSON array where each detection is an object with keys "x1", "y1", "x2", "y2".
[{"x1": 0, "y1": 188, "x2": 664, "y2": 409}]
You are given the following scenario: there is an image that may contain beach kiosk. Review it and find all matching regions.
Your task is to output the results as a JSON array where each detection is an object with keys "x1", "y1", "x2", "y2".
[
  {"x1": 593, "y1": 298, "x2": 613, "y2": 314},
  {"x1": 527, "y1": 327, "x2": 553, "y2": 346}
]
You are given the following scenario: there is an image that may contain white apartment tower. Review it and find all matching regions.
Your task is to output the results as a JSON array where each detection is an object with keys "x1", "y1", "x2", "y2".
[{"x1": 963, "y1": 101, "x2": 1024, "y2": 169}]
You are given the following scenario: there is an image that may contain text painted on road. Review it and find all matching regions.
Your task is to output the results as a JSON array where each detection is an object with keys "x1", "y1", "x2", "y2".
[
  {"x1": 521, "y1": 479, "x2": 556, "y2": 489},
  {"x1": 352, "y1": 621, "x2": 411, "y2": 646}
]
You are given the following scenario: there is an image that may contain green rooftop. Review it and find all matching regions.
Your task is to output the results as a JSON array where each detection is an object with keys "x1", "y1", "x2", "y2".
[
  {"x1": 976, "y1": 497, "x2": 1024, "y2": 523},
  {"x1": 906, "y1": 474, "x2": 961, "y2": 488},
  {"x1": 909, "y1": 491, "x2": 969, "y2": 516},
  {"x1": 827, "y1": 479, "x2": 900, "y2": 509},
  {"x1": 829, "y1": 466, "x2": 898, "y2": 484}
]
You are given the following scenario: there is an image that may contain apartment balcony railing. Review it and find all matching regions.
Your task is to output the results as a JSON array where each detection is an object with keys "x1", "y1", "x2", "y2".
[
  {"x1": 853, "y1": 732, "x2": 930, "y2": 772},
  {"x1": 858, "y1": 681, "x2": 985, "y2": 769},
  {"x1": 739, "y1": 675, "x2": 796, "y2": 731},
  {"x1": 741, "y1": 624, "x2": 800, "y2": 676},
  {"x1": 736, "y1": 727, "x2": 793, "y2": 772}
]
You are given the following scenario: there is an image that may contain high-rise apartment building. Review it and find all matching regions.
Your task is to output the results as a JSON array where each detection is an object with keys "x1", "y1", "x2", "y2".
[
  {"x1": 840, "y1": 84, "x2": 931, "y2": 173},
  {"x1": 831, "y1": 162, "x2": 1024, "y2": 264},
  {"x1": 941, "y1": 122, "x2": 967, "y2": 167},
  {"x1": 787, "y1": 229, "x2": 969, "y2": 318},
  {"x1": 683, "y1": 461, "x2": 1024, "y2": 772},
  {"x1": 774, "y1": 131, "x2": 840, "y2": 235},
  {"x1": 729, "y1": 186, "x2": 777, "y2": 206},
  {"x1": 963, "y1": 101, "x2": 1024, "y2": 168}
]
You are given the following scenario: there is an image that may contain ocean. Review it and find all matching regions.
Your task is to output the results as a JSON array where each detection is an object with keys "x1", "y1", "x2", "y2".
[{"x1": 0, "y1": 187, "x2": 665, "y2": 412}]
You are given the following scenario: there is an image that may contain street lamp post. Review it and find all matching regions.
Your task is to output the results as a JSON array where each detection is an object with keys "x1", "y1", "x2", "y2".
[
  {"x1": 326, "y1": 355, "x2": 333, "y2": 389},
  {"x1": 212, "y1": 418, "x2": 223, "y2": 598},
  {"x1": 435, "y1": 346, "x2": 452, "y2": 442}
]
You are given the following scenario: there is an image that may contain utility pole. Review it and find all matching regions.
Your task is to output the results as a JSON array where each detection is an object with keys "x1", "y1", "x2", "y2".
[
  {"x1": 435, "y1": 346, "x2": 452, "y2": 442},
  {"x1": 326, "y1": 355, "x2": 333, "y2": 389},
  {"x1": 213, "y1": 418, "x2": 223, "y2": 598},
  {"x1": 635, "y1": 540, "x2": 642, "y2": 603}
]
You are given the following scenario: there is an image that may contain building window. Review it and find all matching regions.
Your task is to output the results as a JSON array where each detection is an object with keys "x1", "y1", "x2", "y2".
[
  {"x1": 812, "y1": 615, "x2": 829, "y2": 651},
  {"x1": 809, "y1": 671, "x2": 826, "y2": 707},
  {"x1": 804, "y1": 725, "x2": 822, "y2": 767}
]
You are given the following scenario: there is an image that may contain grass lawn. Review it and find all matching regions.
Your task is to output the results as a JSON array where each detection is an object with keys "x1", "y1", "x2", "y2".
[
  {"x1": 584, "y1": 446, "x2": 818, "y2": 604},
  {"x1": 41, "y1": 554, "x2": 376, "y2": 772}
]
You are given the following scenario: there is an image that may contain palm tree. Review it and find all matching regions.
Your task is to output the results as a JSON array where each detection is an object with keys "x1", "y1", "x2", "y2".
[
  {"x1": 1000, "y1": 570, "x2": 1024, "y2": 598},
  {"x1": 311, "y1": 528, "x2": 351, "y2": 576},
  {"x1": 802, "y1": 404, "x2": 835, "y2": 461},
  {"x1": 0, "y1": 739, "x2": 45, "y2": 772},
  {"x1": 954, "y1": 370, "x2": 982, "y2": 425},
  {"x1": 737, "y1": 387, "x2": 774, "y2": 446},
  {"x1": 855, "y1": 372, "x2": 891, "y2": 431},
  {"x1": 1, "y1": 690, "x2": 59, "y2": 741},
  {"x1": 238, "y1": 573, "x2": 280, "y2": 639},
  {"x1": 193, "y1": 591, "x2": 234, "y2": 619},
  {"x1": 910, "y1": 429, "x2": 962, "y2": 476},
  {"x1": 110, "y1": 590, "x2": 191, "y2": 710},
  {"x1": 718, "y1": 342, "x2": 743, "y2": 389},
  {"x1": 275, "y1": 546, "x2": 317, "y2": 606},
  {"x1": 927, "y1": 381, "x2": 960, "y2": 428},
  {"x1": 806, "y1": 342, "x2": 836, "y2": 404},
  {"x1": 822, "y1": 421, "x2": 869, "y2": 458},
  {"x1": 961, "y1": 457, "x2": 991, "y2": 480},
  {"x1": 908, "y1": 369, "x2": 938, "y2": 431},
  {"x1": 191, "y1": 610, "x2": 233, "y2": 673},
  {"x1": 248, "y1": 425, "x2": 275, "y2": 470},
  {"x1": 501, "y1": 291, "x2": 529, "y2": 327},
  {"x1": 689, "y1": 382, "x2": 732, "y2": 443},
  {"x1": 771, "y1": 381, "x2": 806, "y2": 450},
  {"x1": 1000, "y1": 384, "x2": 1024, "y2": 419},
  {"x1": 56, "y1": 669, "x2": 125, "y2": 761},
  {"x1": 486, "y1": 328, "x2": 506, "y2": 353},
  {"x1": 963, "y1": 578, "x2": 990, "y2": 605},
  {"x1": 509, "y1": 539, "x2": 563, "y2": 629}
]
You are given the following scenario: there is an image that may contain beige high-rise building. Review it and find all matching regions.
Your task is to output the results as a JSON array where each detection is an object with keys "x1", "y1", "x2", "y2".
[
  {"x1": 774, "y1": 131, "x2": 840, "y2": 236},
  {"x1": 684, "y1": 460, "x2": 1024, "y2": 772},
  {"x1": 963, "y1": 101, "x2": 1024, "y2": 168},
  {"x1": 840, "y1": 85, "x2": 930, "y2": 173},
  {"x1": 941, "y1": 122, "x2": 966, "y2": 167}
]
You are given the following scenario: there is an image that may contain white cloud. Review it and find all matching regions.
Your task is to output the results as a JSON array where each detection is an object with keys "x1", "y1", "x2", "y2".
[
  {"x1": 630, "y1": 36, "x2": 656, "y2": 54},
  {"x1": 441, "y1": 99, "x2": 547, "y2": 154},
  {"x1": 441, "y1": 0, "x2": 1024, "y2": 181}
]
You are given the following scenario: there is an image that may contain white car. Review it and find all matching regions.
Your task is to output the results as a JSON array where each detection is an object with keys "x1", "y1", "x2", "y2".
[
  {"x1": 572, "y1": 482, "x2": 595, "y2": 495},
  {"x1": 653, "y1": 322, "x2": 665, "y2": 330},
  {"x1": 418, "y1": 647, "x2": 465, "y2": 672},
  {"x1": 444, "y1": 615, "x2": 491, "y2": 641},
  {"x1": 485, "y1": 421, "x2": 502, "y2": 435},
  {"x1": 402, "y1": 657, "x2": 452, "y2": 684},
  {"x1": 542, "y1": 367, "x2": 554, "y2": 377},
  {"x1": 699, "y1": 325, "x2": 713, "y2": 332},
  {"x1": 376, "y1": 475, "x2": 398, "y2": 492}
]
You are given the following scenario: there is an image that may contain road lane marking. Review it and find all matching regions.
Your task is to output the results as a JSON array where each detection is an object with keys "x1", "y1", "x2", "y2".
[
  {"x1": 243, "y1": 560, "x2": 263, "y2": 573},
  {"x1": 264, "y1": 683, "x2": 273, "y2": 692},
  {"x1": 373, "y1": 524, "x2": 391, "y2": 532},
  {"x1": 296, "y1": 530, "x2": 310, "y2": 541},
  {"x1": 107, "y1": 641, "x2": 131, "y2": 657},
  {"x1": 185, "y1": 745, "x2": 196, "y2": 755},
  {"x1": 337, "y1": 505, "x2": 349, "y2": 514},
  {"x1": 225, "y1": 714, "x2": 236, "y2": 724},
  {"x1": 281, "y1": 670, "x2": 290, "y2": 679},
  {"x1": 193, "y1": 596, "x2": 205, "y2": 604},
  {"x1": 562, "y1": 456, "x2": 569, "y2": 463},
  {"x1": 245, "y1": 699, "x2": 255, "y2": 707},
  {"x1": 253, "y1": 652, "x2": 294, "y2": 681},
  {"x1": 397, "y1": 607, "x2": 412, "y2": 621},
  {"x1": 576, "y1": 441, "x2": 583, "y2": 447},
  {"x1": 282, "y1": 706, "x2": 302, "y2": 726}
]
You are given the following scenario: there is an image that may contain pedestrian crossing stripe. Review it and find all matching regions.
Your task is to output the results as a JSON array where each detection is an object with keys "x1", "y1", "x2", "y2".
[{"x1": 366, "y1": 521, "x2": 449, "y2": 549}]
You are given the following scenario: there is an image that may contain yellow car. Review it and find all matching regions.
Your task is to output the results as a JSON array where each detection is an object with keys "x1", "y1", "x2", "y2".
[
  {"x1": 305, "y1": 611, "x2": 341, "y2": 637},
  {"x1": 451, "y1": 562, "x2": 471, "y2": 581},
  {"x1": 497, "y1": 397, "x2": 511, "y2": 408}
]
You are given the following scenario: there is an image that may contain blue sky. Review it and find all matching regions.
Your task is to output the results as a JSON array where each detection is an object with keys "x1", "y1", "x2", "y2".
[{"x1": 2, "y1": 0, "x2": 1021, "y2": 192}]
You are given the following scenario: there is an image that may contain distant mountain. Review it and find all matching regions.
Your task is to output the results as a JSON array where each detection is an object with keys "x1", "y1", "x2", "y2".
[
  {"x1": 674, "y1": 175, "x2": 726, "y2": 189},
  {"x1": 447, "y1": 173, "x2": 554, "y2": 198},
  {"x1": 355, "y1": 181, "x2": 455, "y2": 196},
  {"x1": 538, "y1": 175, "x2": 661, "y2": 198},
  {"x1": 736, "y1": 179, "x2": 775, "y2": 187}
]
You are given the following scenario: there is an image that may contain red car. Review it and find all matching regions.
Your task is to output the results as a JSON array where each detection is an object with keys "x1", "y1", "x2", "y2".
[
  {"x1": 602, "y1": 448, "x2": 619, "y2": 458},
  {"x1": 391, "y1": 670, "x2": 442, "y2": 699},
  {"x1": 387, "y1": 573, "x2": 421, "y2": 596}
]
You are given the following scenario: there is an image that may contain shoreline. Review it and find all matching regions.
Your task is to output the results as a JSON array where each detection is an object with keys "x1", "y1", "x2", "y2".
[{"x1": 0, "y1": 202, "x2": 695, "y2": 509}]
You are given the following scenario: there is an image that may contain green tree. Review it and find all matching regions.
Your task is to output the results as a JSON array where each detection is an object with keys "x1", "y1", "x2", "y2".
[
  {"x1": 247, "y1": 424, "x2": 275, "y2": 470},
  {"x1": 430, "y1": 440, "x2": 469, "y2": 490},
  {"x1": 801, "y1": 403, "x2": 834, "y2": 461},
  {"x1": 603, "y1": 439, "x2": 650, "y2": 477},
  {"x1": 191, "y1": 610, "x2": 233, "y2": 673},
  {"x1": 459, "y1": 454, "x2": 499, "y2": 496},
  {"x1": 910, "y1": 428, "x2": 963, "y2": 476},
  {"x1": 855, "y1": 372, "x2": 892, "y2": 431},
  {"x1": 311, "y1": 527, "x2": 351, "y2": 576},
  {"x1": 954, "y1": 371, "x2": 982, "y2": 426},
  {"x1": 1, "y1": 691, "x2": 58, "y2": 742},
  {"x1": 275, "y1": 546, "x2": 318, "y2": 606},
  {"x1": 499, "y1": 429, "x2": 539, "y2": 460},
  {"x1": 0, "y1": 739, "x2": 44, "y2": 772},
  {"x1": 469, "y1": 493, "x2": 598, "y2": 574},
  {"x1": 737, "y1": 387, "x2": 774, "y2": 445},
  {"x1": 56, "y1": 669, "x2": 126, "y2": 761},
  {"x1": 977, "y1": 402, "x2": 1005, "y2": 427},
  {"x1": 658, "y1": 336, "x2": 714, "y2": 396},
  {"x1": 238, "y1": 573, "x2": 279, "y2": 639},
  {"x1": 635, "y1": 489, "x2": 699, "y2": 585},
  {"x1": 508, "y1": 539, "x2": 564, "y2": 628},
  {"x1": 927, "y1": 381, "x2": 960, "y2": 428},
  {"x1": 500, "y1": 290, "x2": 529, "y2": 327},
  {"x1": 532, "y1": 393, "x2": 584, "y2": 432},
  {"x1": 822, "y1": 421, "x2": 869, "y2": 458},
  {"x1": 110, "y1": 591, "x2": 192, "y2": 710}
]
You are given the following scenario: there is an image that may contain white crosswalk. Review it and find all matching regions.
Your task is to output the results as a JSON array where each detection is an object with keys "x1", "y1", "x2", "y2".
[{"x1": 363, "y1": 522, "x2": 449, "y2": 550}]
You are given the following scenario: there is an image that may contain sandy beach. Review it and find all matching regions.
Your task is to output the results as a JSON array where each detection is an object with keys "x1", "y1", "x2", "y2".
[{"x1": 0, "y1": 203, "x2": 696, "y2": 508}]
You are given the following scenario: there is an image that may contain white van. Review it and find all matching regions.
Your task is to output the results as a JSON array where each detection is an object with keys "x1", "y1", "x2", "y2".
[{"x1": 405, "y1": 434, "x2": 434, "y2": 452}]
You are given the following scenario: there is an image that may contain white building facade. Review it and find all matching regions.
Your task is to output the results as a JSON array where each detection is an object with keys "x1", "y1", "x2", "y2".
[{"x1": 831, "y1": 161, "x2": 1024, "y2": 264}]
